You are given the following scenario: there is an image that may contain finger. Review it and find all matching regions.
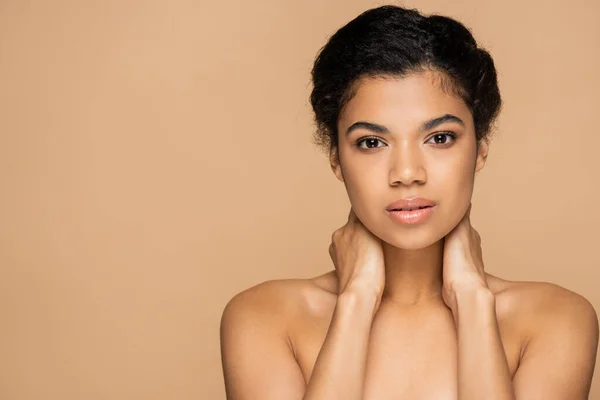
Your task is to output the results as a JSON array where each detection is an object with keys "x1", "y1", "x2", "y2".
[
  {"x1": 453, "y1": 203, "x2": 472, "y2": 234},
  {"x1": 474, "y1": 229, "x2": 481, "y2": 243},
  {"x1": 463, "y1": 202, "x2": 473, "y2": 226},
  {"x1": 348, "y1": 207, "x2": 357, "y2": 223}
]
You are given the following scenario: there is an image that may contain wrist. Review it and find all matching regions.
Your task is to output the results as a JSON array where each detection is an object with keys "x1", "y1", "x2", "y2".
[
  {"x1": 450, "y1": 284, "x2": 495, "y2": 323},
  {"x1": 454, "y1": 284, "x2": 494, "y2": 304},
  {"x1": 342, "y1": 278, "x2": 383, "y2": 300},
  {"x1": 337, "y1": 289, "x2": 381, "y2": 317},
  {"x1": 447, "y1": 277, "x2": 490, "y2": 301}
]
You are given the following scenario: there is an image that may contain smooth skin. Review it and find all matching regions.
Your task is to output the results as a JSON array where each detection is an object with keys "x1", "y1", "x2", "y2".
[{"x1": 220, "y1": 71, "x2": 599, "y2": 399}]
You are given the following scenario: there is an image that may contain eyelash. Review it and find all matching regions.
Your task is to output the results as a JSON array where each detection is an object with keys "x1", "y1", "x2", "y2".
[{"x1": 354, "y1": 132, "x2": 458, "y2": 150}]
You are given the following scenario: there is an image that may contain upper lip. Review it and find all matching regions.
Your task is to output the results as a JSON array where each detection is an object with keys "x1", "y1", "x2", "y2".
[{"x1": 386, "y1": 197, "x2": 437, "y2": 211}]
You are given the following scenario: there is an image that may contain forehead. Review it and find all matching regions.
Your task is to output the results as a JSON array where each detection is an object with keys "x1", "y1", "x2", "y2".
[{"x1": 338, "y1": 71, "x2": 473, "y2": 131}]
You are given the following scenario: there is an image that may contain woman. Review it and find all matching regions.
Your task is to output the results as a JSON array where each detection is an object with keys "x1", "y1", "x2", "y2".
[{"x1": 220, "y1": 5, "x2": 598, "y2": 399}]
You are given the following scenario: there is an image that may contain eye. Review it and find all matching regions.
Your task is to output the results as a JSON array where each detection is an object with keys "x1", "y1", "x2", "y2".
[
  {"x1": 355, "y1": 136, "x2": 386, "y2": 150},
  {"x1": 427, "y1": 132, "x2": 457, "y2": 146}
]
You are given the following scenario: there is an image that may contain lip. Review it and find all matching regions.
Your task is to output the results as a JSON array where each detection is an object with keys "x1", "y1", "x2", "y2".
[
  {"x1": 386, "y1": 197, "x2": 437, "y2": 212},
  {"x1": 385, "y1": 197, "x2": 437, "y2": 225},
  {"x1": 386, "y1": 206, "x2": 436, "y2": 224}
]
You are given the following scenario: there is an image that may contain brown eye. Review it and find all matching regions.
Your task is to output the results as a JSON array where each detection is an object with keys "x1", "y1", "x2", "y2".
[
  {"x1": 427, "y1": 133, "x2": 456, "y2": 145},
  {"x1": 356, "y1": 137, "x2": 385, "y2": 149}
]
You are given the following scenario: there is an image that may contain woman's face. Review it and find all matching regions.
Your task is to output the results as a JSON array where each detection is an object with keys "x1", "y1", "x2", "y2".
[{"x1": 332, "y1": 70, "x2": 489, "y2": 249}]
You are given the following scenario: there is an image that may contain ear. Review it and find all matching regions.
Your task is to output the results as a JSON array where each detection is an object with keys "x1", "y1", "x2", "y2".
[
  {"x1": 475, "y1": 139, "x2": 489, "y2": 172},
  {"x1": 329, "y1": 147, "x2": 344, "y2": 182}
]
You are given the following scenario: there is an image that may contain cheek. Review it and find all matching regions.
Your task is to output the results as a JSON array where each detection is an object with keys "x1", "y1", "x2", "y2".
[
  {"x1": 343, "y1": 169, "x2": 384, "y2": 216},
  {"x1": 432, "y1": 158, "x2": 475, "y2": 229},
  {"x1": 339, "y1": 161, "x2": 388, "y2": 224},
  {"x1": 454, "y1": 157, "x2": 477, "y2": 199},
  {"x1": 436, "y1": 161, "x2": 475, "y2": 198}
]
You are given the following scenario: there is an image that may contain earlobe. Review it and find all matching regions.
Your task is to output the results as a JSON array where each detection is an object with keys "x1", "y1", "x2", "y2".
[
  {"x1": 329, "y1": 148, "x2": 344, "y2": 182},
  {"x1": 475, "y1": 140, "x2": 489, "y2": 172},
  {"x1": 332, "y1": 163, "x2": 344, "y2": 182}
]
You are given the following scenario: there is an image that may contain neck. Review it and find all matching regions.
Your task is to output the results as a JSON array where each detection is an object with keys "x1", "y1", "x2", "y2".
[{"x1": 381, "y1": 238, "x2": 445, "y2": 306}]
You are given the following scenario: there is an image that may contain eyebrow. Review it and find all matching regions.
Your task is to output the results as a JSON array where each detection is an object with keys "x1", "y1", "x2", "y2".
[{"x1": 344, "y1": 114, "x2": 465, "y2": 136}]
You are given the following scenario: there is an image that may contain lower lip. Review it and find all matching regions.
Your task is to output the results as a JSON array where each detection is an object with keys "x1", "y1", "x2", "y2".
[{"x1": 386, "y1": 206, "x2": 436, "y2": 224}]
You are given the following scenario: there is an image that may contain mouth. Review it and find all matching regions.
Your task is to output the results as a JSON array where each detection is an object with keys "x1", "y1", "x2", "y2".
[
  {"x1": 386, "y1": 205, "x2": 436, "y2": 224},
  {"x1": 386, "y1": 198, "x2": 437, "y2": 211},
  {"x1": 390, "y1": 205, "x2": 433, "y2": 211}
]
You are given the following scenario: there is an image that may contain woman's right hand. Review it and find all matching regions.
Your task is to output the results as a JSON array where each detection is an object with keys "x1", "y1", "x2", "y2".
[{"x1": 329, "y1": 208, "x2": 386, "y2": 308}]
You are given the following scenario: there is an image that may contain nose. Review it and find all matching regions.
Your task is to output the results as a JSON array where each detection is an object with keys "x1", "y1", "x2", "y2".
[{"x1": 388, "y1": 141, "x2": 427, "y2": 186}]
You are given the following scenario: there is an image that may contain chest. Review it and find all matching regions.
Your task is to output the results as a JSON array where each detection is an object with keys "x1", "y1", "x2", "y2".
[{"x1": 292, "y1": 303, "x2": 521, "y2": 399}]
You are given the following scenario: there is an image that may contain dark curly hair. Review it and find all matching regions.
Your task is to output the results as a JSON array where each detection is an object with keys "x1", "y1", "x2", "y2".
[{"x1": 309, "y1": 5, "x2": 502, "y2": 162}]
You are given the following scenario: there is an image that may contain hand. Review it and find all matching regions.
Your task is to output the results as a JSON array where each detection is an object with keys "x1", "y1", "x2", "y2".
[
  {"x1": 441, "y1": 203, "x2": 489, "y2": 311},
  {"x1": 329, "y1": 208, "x2": 386, "y2": 306}
]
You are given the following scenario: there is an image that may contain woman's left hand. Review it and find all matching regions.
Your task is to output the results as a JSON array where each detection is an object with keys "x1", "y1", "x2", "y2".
[{"x1": 441, "y1": 202, "x2": 489, "y2": 312}]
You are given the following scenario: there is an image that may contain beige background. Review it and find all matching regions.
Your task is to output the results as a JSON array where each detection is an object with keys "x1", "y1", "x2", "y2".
[{"x1": 0, "y1": 0, "x2": 598, "y2": 399}]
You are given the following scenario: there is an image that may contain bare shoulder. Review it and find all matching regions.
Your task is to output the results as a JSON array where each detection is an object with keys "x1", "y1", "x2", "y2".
[
  {"x1": 486, "y1": 273, "x2": 599, "y2": 341},
  {"x1": 487, "y1": 275, "x2": 599, "y2": 395},
  {"x1": 220, "y1": 271, "x2": 338, "y2": 330},
  {"x1": 219, "y1": 273, "x2": 339, "y2": 399}
]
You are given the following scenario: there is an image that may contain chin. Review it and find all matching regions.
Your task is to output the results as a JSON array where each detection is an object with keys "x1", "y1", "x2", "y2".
[{"x1": 380, "y1": 230, "x2": 445, "y2": 250}]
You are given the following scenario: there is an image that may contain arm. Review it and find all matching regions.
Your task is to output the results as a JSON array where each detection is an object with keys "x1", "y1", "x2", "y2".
[
  {"x1": 451, "y1": 284, "x2": 515, "y2": 400},
  {"x1": 304, "y1": 206, "x2": 385, "y2": 399},
  {"x1": 451, "y1": 283, "x2": 599, "y2": 400},
  {"x1": 442, "y1": 204, "x2": 516, "y2": 399},
  {"x1": 220, "y1": 281, "x2": 379, "y2": 400},
  {"x1": 303, "y1": 289, "x2": 378, "y2": 400}
]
